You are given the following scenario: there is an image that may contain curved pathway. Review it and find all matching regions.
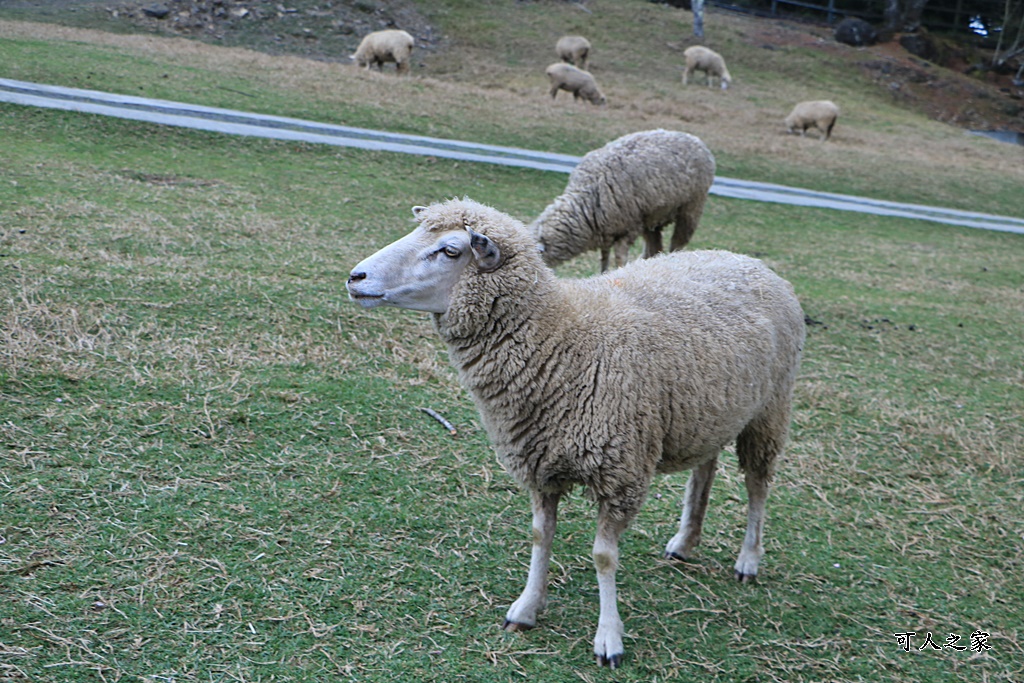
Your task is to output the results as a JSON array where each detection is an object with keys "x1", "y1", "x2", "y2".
[{"x1": 2, "y1": 78, "x2": 1022, "y2": 235}]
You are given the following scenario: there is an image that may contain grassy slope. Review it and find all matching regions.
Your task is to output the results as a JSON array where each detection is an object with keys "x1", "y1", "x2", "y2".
[
  {"x1": 1, "y1": 2, "x2": 1023, "y2": 682},
  {"x1": 1, "y1": 1, "x2": 1023, "y2": 216}
]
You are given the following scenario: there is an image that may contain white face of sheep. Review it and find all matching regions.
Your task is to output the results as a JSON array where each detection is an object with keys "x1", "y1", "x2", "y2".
[{"x1": 346, "y1": 207, "x2": 502, "y2": 314}]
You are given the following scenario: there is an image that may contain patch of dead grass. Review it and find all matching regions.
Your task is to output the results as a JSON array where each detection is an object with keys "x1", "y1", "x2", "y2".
[{"x1": 0, "y1": 283, "x2": 116, "y2": 380}]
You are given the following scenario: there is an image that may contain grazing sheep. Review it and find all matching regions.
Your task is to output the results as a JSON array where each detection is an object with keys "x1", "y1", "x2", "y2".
[
  {"x1": 347, "y1": 197, "x2": 805, "y2": 669},
  {"x1": 784, "y1": 100, "x2": 840, "y2": 141},
  {"x1": 531, "y1": 129, "x2": 715, "y2": 272},
  {"x1": 351, "y1": 29, "x2": 415, "y2": 75},
  {"x1": 545, "y1": 63, "x2": 607, "y2": 106},
  {"x1": 556, "y1": 35, "x2": 592, "y2": 70},
  {"x1": 682, "y1": 45, "x2": 732, "y2": 90}
]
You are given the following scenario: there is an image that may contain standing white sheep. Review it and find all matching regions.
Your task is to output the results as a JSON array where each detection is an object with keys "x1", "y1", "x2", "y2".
[
  {"x1": 682, "y1": 45, "x2": 732, "y2": 90},
  {"x1": 347, "y1": 197, "x2": 805, "y2": 669},
  {"x1": 531, "y1": 129, "x2": 715, "y2": 272},
  {"x1": 351, "y1": 29, "x2": 415, "y2": 75},
  {"x1": 545, "y1": 63, "x2": 607, "y2": 106},
  {"x1": 556, "y1": 35, "x2": 592, "y2": 70},
  {"x1": 784, "y1": 100, "x2": 840, "y2": 141}
]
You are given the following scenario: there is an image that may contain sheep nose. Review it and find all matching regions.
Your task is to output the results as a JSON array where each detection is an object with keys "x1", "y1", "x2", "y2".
[{"x1": 348, "y1": 271, "x2": 367, "y2": 284}]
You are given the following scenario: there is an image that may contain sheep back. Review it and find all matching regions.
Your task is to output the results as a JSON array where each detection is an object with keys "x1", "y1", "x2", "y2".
[
  {"x1": 531, "y1": 129, "x2": 716, "y2": 267},
  {"x1": 784, "y1": 100, "x2": 840, "y2": 140},
  {"x1": 422, "y1": 199, "x2": 804, "y2": 504},
  {"x1": 556, "y1": 35, "x2": 591, "y2": 70},
  {"x1": 352, "y1": 29, "x2": 415, "y2": 74},
  {"x1": 545, "y1": 63, "x2": 607, "y2": 106}
]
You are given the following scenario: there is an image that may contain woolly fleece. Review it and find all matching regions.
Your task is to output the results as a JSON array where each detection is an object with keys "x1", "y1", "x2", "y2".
[
  {"x1": 556, "y1": 35, "x2": 591, "y2": 70},
  {"x1": 531, "y1": 129, "x2": 715, "y2": 269},
  {"x1": 420, "y1": 198, "x2": 805, "y2": 523},
  {"x1": 785, "y1": 100, "x2": 840, "y2": 140},
  {"x1": 352, "y1": 29, "x2": 415, "y2": 74},
  {"x1": 545, "y1": 63, "x2": 607, "y2": 106},
  {"x1": 683, "y1": 45, "x2": 732, "y2": 89}
]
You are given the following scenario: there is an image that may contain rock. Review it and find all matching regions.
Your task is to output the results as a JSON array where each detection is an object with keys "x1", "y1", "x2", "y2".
[
  {"x1": 834, "y1": 17, "x2": 878, "y2": 47},
  {"x1": 900, "y1": 33, "x2": 937, "y2": 62},
  {"x1": 142, "y1": 4, "x2": 171, "y2": 19}
]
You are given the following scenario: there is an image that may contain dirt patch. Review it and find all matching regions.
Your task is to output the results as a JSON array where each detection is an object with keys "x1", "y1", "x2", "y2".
[
  {"x1": 741, "y1": 18, "x2": 1023, "y2": 134},
  {"x1": 107, "y1": 0, "x2": 443, "y2": 63},
  {"x1": 856, "y1": 39, "x2": 1022, "y2": 131}
]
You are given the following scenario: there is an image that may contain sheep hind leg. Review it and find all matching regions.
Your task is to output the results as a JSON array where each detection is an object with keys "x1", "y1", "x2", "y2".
[
  {"x1": 600, "y1": 248, "x2": 610, "y2": 273},
  {"x1": 734, "y1": 422, "x2": 784, "y2": 582},
  {"x1": 592, "y1": 505, "x2": 630, "y2": 668},
  {"x1": 669, "y1": 199, "x2": 706, "y2": 252},
  {"x1": 612, "y1": 239, "x2": 631, "y2": 270},
  {"x1": 504, "y1": 490, "x2": 561, "y2": 631},
  {"x1": 735, "y1": 469, "x2": 769, "y2": 582},
  {"x1": 664, "y1": 455, "x2": 718, "y2": 560},
  {"x1": 642, "y1": 227, "x2": 664, "y2": 259}
]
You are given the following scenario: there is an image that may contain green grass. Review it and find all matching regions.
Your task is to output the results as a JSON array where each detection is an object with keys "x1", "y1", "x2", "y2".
[
  {"x1": 2, "y1": 3, "x2": 1024, "y2": 681},
  {"x1": 3, "y1": 103, "x2": 1021, "y2": 683}
]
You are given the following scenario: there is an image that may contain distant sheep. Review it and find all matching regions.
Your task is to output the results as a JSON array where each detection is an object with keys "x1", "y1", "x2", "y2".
[
  {"x1": 346, "y1": 197, "x2": 806, "y2": 668},
  {"x1": 531, "y1": 129, "x2": 715, "y2": 272},
  {"x1": 351, "y1": 29, "x2": 415, "y2": 75},
  {"x1": 784, "y1": 100, "x2": 840, "y2": 141},
  {"x1": 556, "y1": 35, "x2": 591, "y2": 70},
  {"x1": 545, "y1": 63, "x2": 607, "y2": 106},
  {"x1": 682, "y1": 46, "x2": 732, "y2": 90}
]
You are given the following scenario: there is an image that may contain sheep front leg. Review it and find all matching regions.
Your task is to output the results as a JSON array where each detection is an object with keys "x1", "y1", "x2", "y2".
[
  {"x1": 504, "y1": 490, "x2": 560, "y2": 631},
  {"x1": 592, "y1": 506, "x2": 629, "y2": 668},
  {"x1": 664, "y1": 455, "x2": 718, "y2": 560}
]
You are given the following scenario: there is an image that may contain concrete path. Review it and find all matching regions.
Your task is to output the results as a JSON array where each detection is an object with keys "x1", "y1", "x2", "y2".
[{"x1": 3, "y1": 77, "x2": 1022, "y2": 235}]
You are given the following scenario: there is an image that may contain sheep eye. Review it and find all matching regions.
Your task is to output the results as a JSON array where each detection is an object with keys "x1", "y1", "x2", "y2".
[{"x1": 442, "y1": 246, "x2": 461, "y2": 258}]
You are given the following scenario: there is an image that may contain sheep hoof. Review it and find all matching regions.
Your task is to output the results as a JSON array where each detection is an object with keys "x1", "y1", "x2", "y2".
[
  {"x1": 664, "y1": 550, "x2": 689, "y2": 561},
  {"x1": 734, "y1": 570, "x2": 758, "y2": 583},
  {"x1": 596, "y1": 653, "x2": 623, "y2": 669},
  {"x1": 502, "y1": 619, "x2": 534, "y2": 632}
]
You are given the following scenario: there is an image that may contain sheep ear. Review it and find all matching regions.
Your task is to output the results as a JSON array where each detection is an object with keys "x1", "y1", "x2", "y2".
[
  {"x1": 412, "y1": 206, "x2": 428, "y2": 220},
  {"x1": 467, "y1": 229, "x2": 502, "y2": 272}
]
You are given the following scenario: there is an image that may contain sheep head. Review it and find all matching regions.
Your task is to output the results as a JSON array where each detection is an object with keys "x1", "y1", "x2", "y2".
[
  {"x1": 346, "y1": 201, "x2": 505, "y2": 314},
  {"x1": 529, "y1": 195, "x2": 590, "y2": 268}
]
